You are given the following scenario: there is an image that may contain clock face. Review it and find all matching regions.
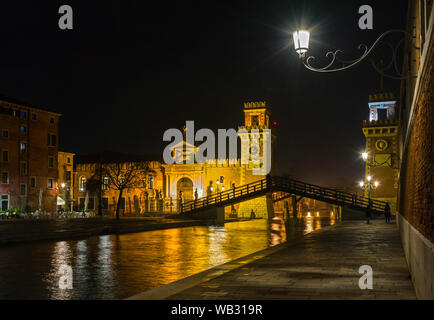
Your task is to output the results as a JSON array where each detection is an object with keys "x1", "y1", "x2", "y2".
[
  {"x1": 250, "y1": 146, "x2": 259, "y2": 156},
  {"x1": 376, "y1": 139, "x2": 389, "y2": 151}
]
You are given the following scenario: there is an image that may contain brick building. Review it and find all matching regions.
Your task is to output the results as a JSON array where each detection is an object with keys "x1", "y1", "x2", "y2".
[
  {"x1": 0, "y1": 96, "x2": 61, "y2": 212},
  {"x1": 397, "y1": 0, "x2": 434, "y2": 300}
]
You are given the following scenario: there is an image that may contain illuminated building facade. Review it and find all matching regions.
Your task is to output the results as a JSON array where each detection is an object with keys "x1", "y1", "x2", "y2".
[
  {"x1": 0, "y1": 97, "x2": 61, "y2": 212},
  {"x1": 73, "y1": 102, "x2": 276, "y2": 217},
  {"x1": 362, "y1": 93, "x2": 400, "y2": 213}
]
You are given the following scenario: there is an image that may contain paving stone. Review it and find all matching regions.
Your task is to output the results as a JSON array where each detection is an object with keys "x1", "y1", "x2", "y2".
[{"x1": 167, "y1": 221, "x2": 417, "y2": 300}]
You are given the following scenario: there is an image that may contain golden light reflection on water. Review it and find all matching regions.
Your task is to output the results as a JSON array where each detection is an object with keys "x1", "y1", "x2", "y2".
[{"x1": 0, "y1": 217, "x2": 333, "y2": 299}]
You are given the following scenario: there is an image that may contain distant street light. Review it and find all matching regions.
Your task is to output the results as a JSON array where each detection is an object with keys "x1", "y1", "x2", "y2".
[{"x1": 359, "y1": 176, "x2": 379, "y2": 199}]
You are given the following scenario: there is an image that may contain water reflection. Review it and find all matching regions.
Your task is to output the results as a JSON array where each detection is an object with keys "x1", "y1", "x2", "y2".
[{"x1": 0, "y1": 217, "x2": 332, "y2": 300}]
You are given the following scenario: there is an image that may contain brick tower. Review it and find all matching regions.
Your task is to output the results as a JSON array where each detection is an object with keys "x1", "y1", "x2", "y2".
[
  {"x1": 237, "y1": 101, "x2": 276, "y2": 218},
  {"x1": 362, "y1": 93, "x2": 399, "y2": 213}
]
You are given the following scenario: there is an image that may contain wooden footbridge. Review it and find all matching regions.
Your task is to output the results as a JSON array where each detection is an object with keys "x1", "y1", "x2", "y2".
[{"x1": 180, "y1": 176, "x2": 388, "y2": 217}]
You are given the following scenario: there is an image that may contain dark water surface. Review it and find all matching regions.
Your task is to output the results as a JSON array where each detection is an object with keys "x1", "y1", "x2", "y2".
[{"x1": 0, "y1": 217, "x2": 335, "y2": 299}]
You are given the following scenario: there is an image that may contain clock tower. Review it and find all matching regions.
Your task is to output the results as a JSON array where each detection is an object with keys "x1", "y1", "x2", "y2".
[
  {"x1": 362, "y1": 93, "x2": 399, "y2": 213},
  {"x1": 237, "y1": 101, "x2": 276, "y2": 218}
]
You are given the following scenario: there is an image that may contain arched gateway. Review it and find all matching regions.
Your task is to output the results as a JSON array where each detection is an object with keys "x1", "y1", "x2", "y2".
[{"x1": 177, "y1": 178, "x2": 194, "y2": 202}]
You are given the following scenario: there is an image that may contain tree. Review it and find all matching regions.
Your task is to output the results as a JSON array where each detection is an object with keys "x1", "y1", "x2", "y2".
[{"x1": 101, "y1": 161, "x2": 148, "y2": 220}]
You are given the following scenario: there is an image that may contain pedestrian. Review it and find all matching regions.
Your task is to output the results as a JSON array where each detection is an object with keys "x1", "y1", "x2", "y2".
[{"x1": 384, "y1": 203, "x2": 391, "y2": 223}]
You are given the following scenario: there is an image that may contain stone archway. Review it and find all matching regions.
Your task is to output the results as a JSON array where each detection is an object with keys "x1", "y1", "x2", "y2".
[{"x1": 177, "y1": 177, "x2": 194, "y2": 202}]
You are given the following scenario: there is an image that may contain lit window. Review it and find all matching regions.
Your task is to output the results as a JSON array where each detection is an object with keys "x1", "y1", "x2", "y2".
[
  {"x1": 31, "y1": 113, "x2": 37, "y2": 120},
  {"x1": 48, "y1": 178, "x2": 54, "y2": 189},
  {"x1": 103, "y1": 176, "x2": 109, "y2": 190},
  {"x1": 20, "y1": 126, "x2": 26, "y2": 133},
  {"x1": 80, "y1": 177, "x2": 86, "y2": 191},
  {"x1": 2, "y1": 130, "x2": 8, "y2": 138},
  {"x1": 148, "y1": 175, "x2": 154, "y2": 189},
  {"x1": 21, "y1": 111, "x2": 27, "y2": 119},
  {"x1": 20, "y1": 143, "x2": 27, "y2": 151}
]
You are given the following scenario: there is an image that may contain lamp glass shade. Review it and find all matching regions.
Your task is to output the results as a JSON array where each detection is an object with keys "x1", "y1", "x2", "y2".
[{"x1": 293, "y1": 30, "x2": 310, "y2": 55}]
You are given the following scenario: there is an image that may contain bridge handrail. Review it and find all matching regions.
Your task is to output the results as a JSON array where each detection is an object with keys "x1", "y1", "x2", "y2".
[{"x1": 181, "y1": 176, "x2": 388, "y2": 213}]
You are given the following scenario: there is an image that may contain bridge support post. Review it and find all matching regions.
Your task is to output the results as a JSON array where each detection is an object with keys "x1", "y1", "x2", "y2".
[
  {"x1": 292, "y1": 196, "x2": 297, "y2": 219},
  {"x1": 266, "y1": 194, "x2": 274, "y2": 220}
]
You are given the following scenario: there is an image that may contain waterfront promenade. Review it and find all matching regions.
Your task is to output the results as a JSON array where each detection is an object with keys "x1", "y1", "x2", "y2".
[
  {"x1": 0, "y1": 216, "x2": 210, "y2": 245},
  {"x1": 129, "y1": 220, "x2": 417, "y2": 300}
]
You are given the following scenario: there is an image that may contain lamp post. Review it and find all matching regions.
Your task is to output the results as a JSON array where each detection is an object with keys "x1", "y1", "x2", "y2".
[
  {"x1": 359, "y1": 176, "x2": 379, "y2": 199},
  {"x1": 292, "y1": 28, "x2": 410, "y2": 79}
]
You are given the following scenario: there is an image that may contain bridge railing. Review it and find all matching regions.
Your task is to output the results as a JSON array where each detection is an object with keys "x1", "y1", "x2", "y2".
[
  {"x1": 181, "y1": 178, "x2": 270, "y2": 213},
  {"x1": 181, "y1": 176, "x2": 387, "y2": 214},
  {"x1": 272, "y1": 176, "x2": 386, "y2": 212}
]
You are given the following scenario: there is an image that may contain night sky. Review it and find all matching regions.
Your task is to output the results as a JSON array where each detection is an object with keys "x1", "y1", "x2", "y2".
[{"x1": 0, "y1": 0, "x2": 408, "y2": 188}]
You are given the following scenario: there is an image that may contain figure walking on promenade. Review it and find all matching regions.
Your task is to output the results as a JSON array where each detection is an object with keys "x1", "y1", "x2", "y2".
[{"x1": 384, "y1": 203, "x2": 391, "y2": 223}]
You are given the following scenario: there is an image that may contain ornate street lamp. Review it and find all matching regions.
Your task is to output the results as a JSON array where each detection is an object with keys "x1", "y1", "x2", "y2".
[
  {"x1": 292, "y1": 28, "x2": 411, "y2": 79},
  {"x1": 359, "y1": 176, "x2": 379, "y2": 199},
  {"x1": 293, "y1": 30, "x2": 310, "y2": 58}
]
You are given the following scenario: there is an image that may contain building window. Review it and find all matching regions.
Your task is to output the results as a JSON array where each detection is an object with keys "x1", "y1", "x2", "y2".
[
  {"x1": 103, "y1": 176, "x2": 109, "y2": 190},
  {"x1": 67, "y1": 157, "x2": 71, "y2": 164},
  {"x1": 21, "y1": 111, "x2": 27, "y2": 119},
  {"x1": 20, "y1": 184, "x2": 27, "y2": 196},
  {"x1": 31, "y1": 113, "x2": 37, "y2": 121},
  {"x1": 2, "y1": 150, "x2": 8, "y2": 162},
  {"x1": 101, "y1": 197, "x2": 109, "y2": 210},
  {"x1": 65, "y1": 171, "x2": 71, "y2": 182},
  {"x1": 2, "y1": 130, "x2": 8, "y2": 138},
  {"x1": 48, "y1": 157, "x2": 55, "y2": 168},
  {"x1": 30, "y1": 177, "x2": 36, "y2": 188},
  {"x1": 20, "y1": 126, "x2": 26, "y2": 133},
  {"x1": 251, "y1": 115, "x2": 259, "y2": 126},
  {"x1": 148, "y1": 175, "x2": 154, "y2": 189},
  {"x1": 79, "y1": 197, "x2": 95, "y2": 210},
  {"x1": 50, "y1": 117, "x2": 55, "y2": 124},
  {"x1": 1, "y1": 172, "x2": 8, "y2": 184},
  {"x1": 80, "y1": 177, "x2": 86, "y2": 191},
  {"x1": 1, "y1": 195, "x2": 9, "y2": 210},
  {"x1": 20, "y1": 162, "x2": 28, "y2": 175},
  {"x1": 20, "y1": 143, "x2": 27, "y2": 152},
  {"x1": 47, "y1": 134, "x2": 57, "y2": 146},
  {"x1": 48, "y1": 178, "x2": 55, "y2": 189}
]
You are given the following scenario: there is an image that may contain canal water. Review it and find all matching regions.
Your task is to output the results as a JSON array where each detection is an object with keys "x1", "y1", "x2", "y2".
[{"x1": 0, "y1": 217, "x2": 335, "y2": 299}]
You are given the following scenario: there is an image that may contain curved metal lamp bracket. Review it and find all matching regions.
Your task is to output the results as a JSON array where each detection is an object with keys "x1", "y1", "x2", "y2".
[{"x1": 301, "y1": 29, "x2": 412, "y2": 79}]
